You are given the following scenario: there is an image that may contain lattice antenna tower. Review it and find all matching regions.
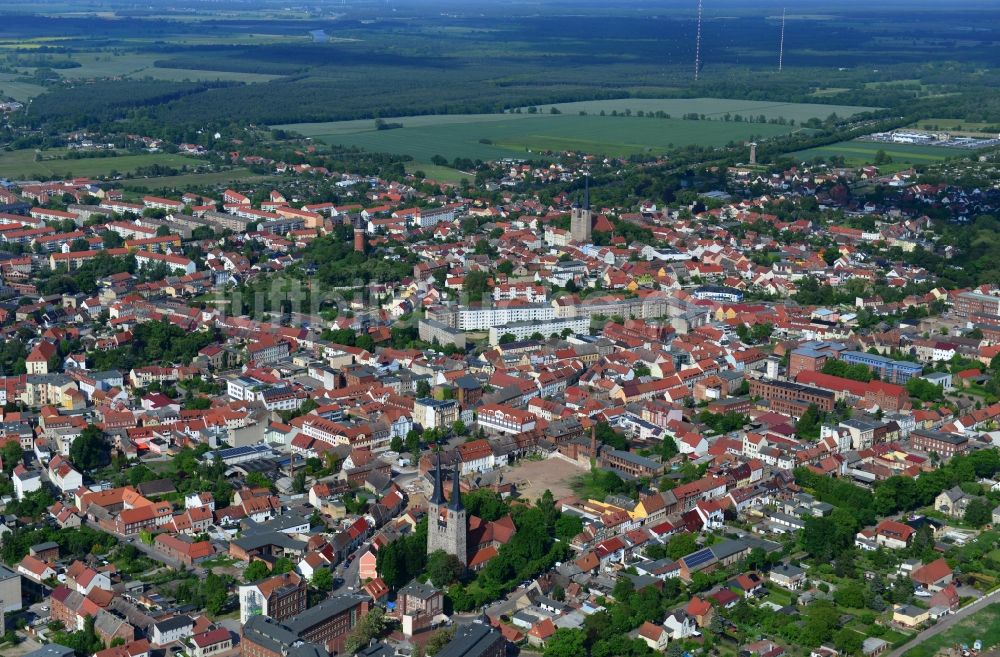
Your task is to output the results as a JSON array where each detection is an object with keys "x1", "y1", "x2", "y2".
[
  {"x1": 778, "y1": 8, "x2": 786, "y2": 72},
  {"x1": 694, "y1": 0, "x2": 704, "y2": 81}
]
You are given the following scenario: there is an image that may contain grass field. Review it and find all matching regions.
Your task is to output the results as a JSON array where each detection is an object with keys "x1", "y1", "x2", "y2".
[
  {"x1": 405, "y1": 162, "x2": 471, "y2": 185},
  {"x1": 528, "y1": 98, "x2": 878, "y2": 123},
  {"x1": 278, "y1": 113, "x2": 794, "y2": 164},
  {"x1": 901, "y1": 603, "x2": 1000, "y2": 657},
  {"x1": 0, "y1": 72, "x2": 47, "y2": 100},
  {"x1": 910, "y1": 118, "x2": 1000, "y2": 136},
  {"x1": 0, "y1": 149, "x2": 199, "y2": 180},
  {"x1": 128, "y1": 66, "x2": 283, "y2": 83},
  {"x1": 792, "y1": 140, "x2": 956, "y2": 170},
  {"x1": 122, "y1": 168, "x2": 279, "y2": 193}
]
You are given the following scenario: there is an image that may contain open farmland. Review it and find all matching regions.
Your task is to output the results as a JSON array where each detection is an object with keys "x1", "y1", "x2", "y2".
[
  {"x1": 529, "y1": 98, "x2": 879, "y2": 123},
  {"x1": 128, "y1": 66, "x2": 282, "y2": 84},
  {"x1": 278, "y1": 113, "x2": 794, "y2": 164},
  {"x1": 0, "y1": 149, "x2": 200, "y2": 180},
  {"x1": 0, "y1": 72, "x2": 46, "y2": 100},
  {"x1": 791, "y1": 140, "x2": 956, "y2": 170}
]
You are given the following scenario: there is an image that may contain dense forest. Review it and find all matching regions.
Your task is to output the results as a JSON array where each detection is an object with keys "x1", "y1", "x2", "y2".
[{"x1": 7, "y1": 5, "x2": 1000, "y2": 131}]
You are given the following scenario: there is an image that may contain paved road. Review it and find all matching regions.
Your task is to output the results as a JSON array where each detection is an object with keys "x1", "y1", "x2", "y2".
[{"x1": 886, "y1": 588, "x2": 1000, "y2": 657}]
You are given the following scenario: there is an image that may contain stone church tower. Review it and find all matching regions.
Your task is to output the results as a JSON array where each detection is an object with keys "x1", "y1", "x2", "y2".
[
  {"x1": 570, "y1": 176, "x2": 592, "y2": 243},
  {"x1": 427, "y1": 456, "x2": 467, "y2": 566}
]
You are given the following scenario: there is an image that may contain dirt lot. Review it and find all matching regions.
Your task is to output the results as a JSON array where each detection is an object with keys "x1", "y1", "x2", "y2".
[{"x1": 505, "y1": 455, "x2": 586, "y2": 503}]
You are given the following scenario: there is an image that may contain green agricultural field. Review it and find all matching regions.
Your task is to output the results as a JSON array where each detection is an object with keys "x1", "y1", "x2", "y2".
[
  {"x1": 278, "y1": 113, "x2": 793, "y2": 164},
  {"x1": 529, "y1": 98, "x2": 878, "y2": 122},
  {"x1": 910, "y1": 118, "x2": 1000, "y2": 135},
  {"x1": 128, "y1": 67, "x2": 282, "y2": 84},
  {"x1": 901, "y1": 603, "x2": 1000, "y2": 657},
  {"x1": 0, "y1": 72, "x2": 46, "y2": 100},
  {"x1": 791, "y1": 140, "x2": 956, "y2": 169},
  {"x1": 62, "y1": 52, "x2": 162, "y2": 78},
  {"x1": 0, "y1": 149, "x2": 200, "y2": 180}
]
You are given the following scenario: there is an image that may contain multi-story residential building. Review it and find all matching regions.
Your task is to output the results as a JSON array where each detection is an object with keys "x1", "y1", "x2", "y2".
[
  {"x1": 151, "y1": 615, "x2": 194, "y2": 646},
  {"x1": 241, "y1": 594, "x2": 369, "y2": 657},
  {"x1": 910, "y1": 429, "x2": 970, "y2": 459},
  {"x1": 238, "y1": 572, "x2": 307, "y2": 625},
  {"x1": 748, "y1": 379, "x2": 835, "y2": 416},
  {"x1": 600, "y1": 449, "x2": 665, "y2": 479},
  {"x1": 476, "y1": 405, "x2": 537, "y2": 435},
  {"x1": 414, "y1": 398, "x2": 459, "y2": 431},
  {"x1": 0, "y1": 566, "x2": 22, "y2": 614},
  {"x1": 954, "y1": 291, "x2": 1000, "y2": 319},
  {"x1": 418, "y1": 319, "x2": 467, "y2": 349},
  {"x1": 488, "y1": 317, "x2": 590, "y2": 345},
  {"x1": 12, "y1": 465, "x2": 41, "y2": 500},
  {"x1": 839, "y1": 351, "x2": 923, "y2": 385},
  {"x1": 493, "y1": 283, "x2": 548, "y2": 303}
]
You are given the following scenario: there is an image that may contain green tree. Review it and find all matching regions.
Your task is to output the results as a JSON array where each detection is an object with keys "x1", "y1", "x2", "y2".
[
  {"x1": 425, "y1": 627, "x2": 455, "y2": 656},
  {"x1": 244, "y1": 560, "x2": 269, "y2": 582},
  {"x1": 311, "y1": 567, "x2": 333, "y2": 592},
  {"x1": 795, "y1": 403, "x2": 823, "y2": 440},
  {"x1": 69, "y1": 425, "x2": 111, "y2": 470},
  {"x1": 833, "y1": 627, "x2": 863, "y2": 655},
  {"x1": 544, "y1": 628, "x2": 587, "y2": 657},
  {"x1": 666, "y1": 532, "x2": 697, "y2": 560},
  {"x1": 203, "y1": 572, "x2": 229, "y2": 616},
  {"x1": 426, "y1": 550, "x2": 465, "y2": 587},
  {"x1": 964, "y1": 497, "x2": 992, "y2": 527},
  {"x1": 0, "y1": 442, "x2": 23, "y2": 475},
  {"x1": 834, "y1": 580, "x2": 866, "y2": 609},
  {"x1": 345, "y1": 607, "x2": 388, "y2": 654}
]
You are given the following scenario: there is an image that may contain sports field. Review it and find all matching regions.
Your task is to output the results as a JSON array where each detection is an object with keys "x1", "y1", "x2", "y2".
[
  {"x1": 792, "y1": 140, "x2": 956, "y2": 169},
  {"x1": 0, "y1": 149, "x2": 199, "y2": 180},
  {"x1": 279, "y1": 114, "x2": 793, "y2": 163}
]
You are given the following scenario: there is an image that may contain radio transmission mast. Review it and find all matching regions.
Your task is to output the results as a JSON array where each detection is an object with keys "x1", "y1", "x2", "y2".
[
  {"x1": 778, "y1": 8, "x2": 786, "y2": 72},
  {"x1": 694, "y1": 0, "x2": 703, "y2": 80}
]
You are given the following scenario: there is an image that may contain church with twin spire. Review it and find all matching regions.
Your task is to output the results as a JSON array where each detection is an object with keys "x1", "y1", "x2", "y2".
[{"x1": 427, "y1": 455, "x2": 468, "y2": 566}]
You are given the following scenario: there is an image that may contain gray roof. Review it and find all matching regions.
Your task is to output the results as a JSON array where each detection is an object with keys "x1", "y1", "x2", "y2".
[
  {"x1": 436, "y1": 623, "x2": 505, "y2": 657},
  {"x1": 771, "y1": 563, "x2": 805, "y2": 578},
  {"x1": 286, "y1": 594, "x2": 369, "y2": 634},
  {"x1": 153, "y1": 614, "x2": 193, "y2": 632},
  {"x1": 243, "y1": 615, "x2": 301, "y2": 655},
  {"x1": 0, "y1": 564, "x2": 18, "y2": 581},
  {"x1": 22, "y1": 646, "x2": 75, "y2": 657},
  {"x1": 399, "y1": 580, "x2": 440, "y2": 600},
  {"x1": 709, "y1": 539, "x2": 749, "y2": 561},
  {"x1": 231, "y1": 531, "x2": 306, "y2": 553}
]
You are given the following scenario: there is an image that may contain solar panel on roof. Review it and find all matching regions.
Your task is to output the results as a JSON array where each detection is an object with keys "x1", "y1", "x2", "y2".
[{"x1": 684, "y1": 548, "x2": 714, "y2": 568}]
